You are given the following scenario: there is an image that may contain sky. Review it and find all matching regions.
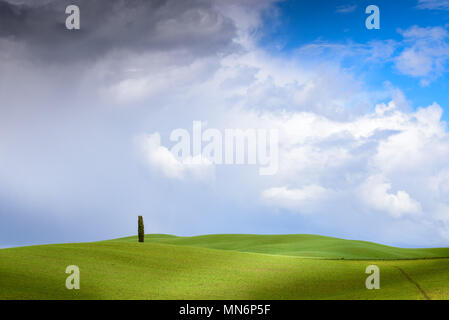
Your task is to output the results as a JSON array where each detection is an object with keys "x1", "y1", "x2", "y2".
[{"x1": 1, "y1": 0, "x2": 449, "y2": 248}]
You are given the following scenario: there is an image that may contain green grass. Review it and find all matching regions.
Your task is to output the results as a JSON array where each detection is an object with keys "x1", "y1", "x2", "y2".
[
  {"x1": 114, "y1": 234, "x2": 449, "y2": 260},
  {"x1": 0, "y1": 234, "x2": 448, "y2": 300}
]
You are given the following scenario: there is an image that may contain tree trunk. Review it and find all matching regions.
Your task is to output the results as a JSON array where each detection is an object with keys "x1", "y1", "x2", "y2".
[{"x1": 138, "y1": 216, "x2": 144, "y2": 243}]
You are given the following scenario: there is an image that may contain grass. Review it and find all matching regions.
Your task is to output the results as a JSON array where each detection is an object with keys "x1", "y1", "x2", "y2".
[
  {"x1": 0, "y1": 234, "x2": 448, "y2": 300},
  {"x1": 115, "y1": 234, "x2": 449, "y2": 260}
]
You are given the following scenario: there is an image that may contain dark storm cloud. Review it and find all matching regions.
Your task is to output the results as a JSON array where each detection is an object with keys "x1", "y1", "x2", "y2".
[{"x1": 0, "y1": 0, "x2": 237, "y2": 62}]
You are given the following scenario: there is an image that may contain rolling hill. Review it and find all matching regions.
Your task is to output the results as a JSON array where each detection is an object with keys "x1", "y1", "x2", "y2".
[
  {"x1": 0, "y1": 234, "x2": 448, "y2": 299},
  {"x1": 113, "y1": 234, "x2": 449, "y2": 260}
]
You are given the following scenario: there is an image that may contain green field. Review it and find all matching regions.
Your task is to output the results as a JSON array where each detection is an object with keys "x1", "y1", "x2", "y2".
[{"x1": 1, "y1": 234, "x2": 448, "y2": 300}]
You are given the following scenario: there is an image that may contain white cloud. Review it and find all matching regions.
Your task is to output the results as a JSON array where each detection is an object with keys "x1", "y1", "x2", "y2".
[
  {"x1": 434, "y1": 205, "x2": 449, "y2": 240},
  {"x1": 395, "y1": 26, "x2": 449, "y2": 82},
  {"x1": 98, "y1": 51, "x2": 219, "y2": 104},
  {"x1": 417, "y1": 0, "x2": 449, "y2": 10},
  {"x1": 292, "y1": 25, "x2": 449, "y2": 85},
  {"x1": 128, "y1": 38, "x2": 449, "y2": 242},
  {"x1": 396, "y1": 48, "x2": 434, "y2": 77},
  {"x1": 336, "y1": 4, "x2": 357, "y2": 13},
  {"x1": 262, "y1": 185, "x2": 328, "y2": 212},
  {"x1": 236, "y1": 99, "x2": 448, "y2": 236},
  {"x1": 361, "y1": 175, "x2": 421, "y2": 218},
  {"x1": 373, "y1": 103, "x2": 448, "y2": 174},
  {"x1": 139, "y1": 133, "x2": 214, "y2": 181},
  {"x1": 429, "y1": 169, "x2": 449, "y2": 198}
]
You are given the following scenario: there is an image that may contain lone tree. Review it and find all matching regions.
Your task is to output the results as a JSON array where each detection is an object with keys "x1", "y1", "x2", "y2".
[{"x1": 138, "y1": 215, "x2": 144, "y2": 243}]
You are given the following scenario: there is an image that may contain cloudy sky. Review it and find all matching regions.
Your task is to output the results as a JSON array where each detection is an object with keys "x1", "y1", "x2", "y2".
[{"x1": 1, "y1": 0, "x2": 449, "y2": 248}]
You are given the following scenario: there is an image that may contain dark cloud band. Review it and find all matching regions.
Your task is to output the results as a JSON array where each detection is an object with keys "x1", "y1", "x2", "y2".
[{"x1": 0, "y1": 0, "x2": 237, "y2": 63}]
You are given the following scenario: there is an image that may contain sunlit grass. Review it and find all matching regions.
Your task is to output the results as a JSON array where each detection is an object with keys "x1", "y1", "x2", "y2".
[{"x1": 0, "y1": 234, "x2": 448, "y2": 300}]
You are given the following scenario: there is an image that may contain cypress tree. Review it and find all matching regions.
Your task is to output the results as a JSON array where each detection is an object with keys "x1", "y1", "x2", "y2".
[{"x1": 138, "y1": 215, "x2": 144, "y2": 243}]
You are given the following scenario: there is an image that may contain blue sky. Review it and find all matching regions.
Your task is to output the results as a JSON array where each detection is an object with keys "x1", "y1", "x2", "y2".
[
  {"x1": 259, "y1": 0, "x2": 449, "y2": 120},
  {"x1": 1, "y1": 0, "x2": 449, "y2": 248}
]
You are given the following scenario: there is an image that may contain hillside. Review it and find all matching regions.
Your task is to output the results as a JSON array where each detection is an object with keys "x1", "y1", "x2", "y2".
[
  {"x1": 113, "y1": 234, "x2": 449, "y2": 260},
  {"x1": 0, "y1": 234, "x2": 448, "y2": 299}
]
